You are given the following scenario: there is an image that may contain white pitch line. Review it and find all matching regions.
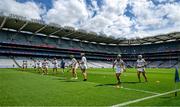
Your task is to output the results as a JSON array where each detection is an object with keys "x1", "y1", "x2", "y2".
[
  {"x1": 112, "y1": 89, "x2": 180, "y2": 107},
  {"x1": 122, "y1": 87, "x2": 160, "y2": 95}
]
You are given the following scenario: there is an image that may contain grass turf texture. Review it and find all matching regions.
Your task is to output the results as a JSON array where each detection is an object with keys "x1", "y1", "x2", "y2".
[{"x1": 0, "y1": 68, "x2": 180, "y2": 106}]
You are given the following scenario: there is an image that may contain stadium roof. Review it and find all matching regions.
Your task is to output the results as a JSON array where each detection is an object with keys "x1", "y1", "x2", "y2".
[{"x1": 0, "y1": 14, "x2": 180, "y2": 46}]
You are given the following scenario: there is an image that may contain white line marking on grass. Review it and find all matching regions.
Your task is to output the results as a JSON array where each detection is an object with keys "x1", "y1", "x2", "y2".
[
  {"x1": 123, "y1": 87, "x2": 160, "y2": 95},
  {"x1": 112, "y1": 89, "x2": 180, "y2": 107}
]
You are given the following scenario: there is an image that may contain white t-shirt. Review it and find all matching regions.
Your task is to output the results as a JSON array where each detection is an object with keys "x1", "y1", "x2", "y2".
[
  {"x1": 114, "y1": 59, "x2": 124, "y2": 68},
  {"x1": 81, "y1": 56, "x2": 87, "y2": 69},
  {"x1": 81, "y1": 56, "x2": 87, "y2": 66},
  {"x1": 37, "y1": 61, "x2": 42, "y2": 67},
  {"x1": 137, "y1": 59, "x2": 146, "y2": 68},
  {"x1": 23, "y1": 60, "x2": 27, "y2": 65},
  {"x1": 71, "y1": 58, "x2": 78, "y2": 68},
  {"x1": 34, "y1": 61, "x2": 37, "y2": 67},
  {"x1": 42, "y1": 61, "x2": 49, "y2": 68},
  {"x1": 114, "y1": 59, "x2": 125, "y2": 73},
  {"x1": 52, "y1": 60, "x2": 58, "y2": 68}
]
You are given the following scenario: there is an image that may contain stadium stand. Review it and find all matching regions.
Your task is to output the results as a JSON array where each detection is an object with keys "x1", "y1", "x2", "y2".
[{"x1": 0, "y1": 14, "x2": 179, "y2": 68}]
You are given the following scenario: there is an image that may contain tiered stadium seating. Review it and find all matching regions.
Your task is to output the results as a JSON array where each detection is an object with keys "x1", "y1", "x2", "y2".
[
  {"x1": 0, "y1": 56, "x2": 15, "y2": 68},
  {"x1": 0, "y1": 30, "x2": 179, "y2": 68}
]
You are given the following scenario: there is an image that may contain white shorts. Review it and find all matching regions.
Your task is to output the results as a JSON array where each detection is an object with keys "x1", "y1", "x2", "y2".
[
  {"x1": 38, "y1": 66, "x2": 42, "y2": 68},
  {"x1": 43, "y1": 66, "x2": 48, "y2": 69},
  {"x1": 115, "y1": 67, "x2": 123, "y2": 73},
  {"x1": 53, "y1": 65, "x2": 58, "y2": 68},
  {"x1": 80, "y1": 65, "x2": 87, "y2": 70},
  {"x1": 137, "y1": 68, "x2": 145, "y2": 72}
]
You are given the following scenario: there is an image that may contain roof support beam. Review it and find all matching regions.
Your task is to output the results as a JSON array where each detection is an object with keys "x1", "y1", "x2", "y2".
[
  {"x1": 9, "y1": 21, "x2": 29, "y2": 41},
  {"x1": 0, "y1": 17, "x2": 7, "y2": 29},
  {"x1": 141, "y1": 38, "x2": 153, "y2": 43},
  {"x1": 18, "y1": 21, "x2": 29, "y2": 32},
  {"x1": 34, "y1": 25, "x2": 47, "y2": 34},
  {"x1": 113, "y1": 40, "x2": 124, "y2": 44},
  {"x1": 28, "y1": 25, "x2": 47, "y2": 42},
  {"x1": 49, "y1": 28, "x2": 63, "y2": 36},
  {"x1": 153, "y1": 36, "x2": 165, "y2": 41},
  {"x1": 63, "y1": 32, "x2": 75, "y2": 37},
  {"x1": 166, "y1": 34, "x2": 179, "y2": 40},
  {"x1": 85, "y1": 36, "x2": 96, "y2": 42},
  {"x1": 136, "y1": 39, "x2": 144, "y2": 45},
  {"x1": 74, "y1": 33, "x2": 84, "y2": 39}
]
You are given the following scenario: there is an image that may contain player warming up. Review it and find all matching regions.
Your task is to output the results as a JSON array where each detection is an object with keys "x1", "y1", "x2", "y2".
[
  {"x1": 70, "y1": 55, "x2": 78, "y2": 80},
  {"x1": 42, "y1": 59, "x2": 49, "y2": 75},
  {"x1": 136, "y1": 55, "x2": 148, "y2": 82},
  {"x1": 112, "y1": 54, "x2": 126, "y2": 86},
  {"x1": 60, "y1": 58, "x2": 65, "y2": 73},
  {"x1": 22, "y1": 60, "x2": 27, "y2": 71},
  {"x1": 79, "y1": 53, "x2": 88, "y2": 81},
  {"x1": 37, "y1": 60, "x2": 42, "y2": 73},
  {"x1": 52, "y1": 58, "x2": 58, "y2": 74},
  {"x1": 33, "y1": 60, "x2": 37, "y2": 71}
]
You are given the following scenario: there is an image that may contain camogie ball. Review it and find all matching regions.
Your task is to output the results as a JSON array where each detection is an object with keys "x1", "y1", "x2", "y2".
[
  {"x1": 156, "y1": 80, "x2": 160, "y2": 83},
  {"x1": 116, "y1": 85, "x2": 120, "y2": 88}
]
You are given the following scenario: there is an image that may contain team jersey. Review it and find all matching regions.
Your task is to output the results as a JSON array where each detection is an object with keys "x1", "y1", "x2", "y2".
[
  {"x1": 52, "y1": 60, "x2": 58, "y2": 67},
  {"x1": 81, "y1": 56, "x2": 87, "y2": 66},
  {"x1": 71, "y1": 58, "x2": 78, "y2": 68},
  {"x1": 23, "y1": 60, "x2": 27, "y2": 66},
  {"x1": 42, "y1": 61, "x2": 49, "y2": 68},
  {"x1": 34, "y1": 61, "x2": 37, "y2": 67},
  {"x1": 37, "y1": 61, "x2": 42, "y2": 67},
  {"x1": 23, "y1": 60, "x2": 27, "y2": 64},
  {"x1": 137, "y1": 59, "x2": 146, "y2": 68},
  {"x1": 61, "y1": 60, "x2": 65, "y2": 67},
  {"x1": 114, "y1": 59, "x2": 124, "y2": 68}
]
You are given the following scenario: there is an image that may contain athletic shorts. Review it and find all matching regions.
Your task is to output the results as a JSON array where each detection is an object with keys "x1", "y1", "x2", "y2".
[
  {"x1": 137, "y1": 68, "x2": 145, "y2": 72},
  {"x1": 43, "y1": 66, "x2": 48, "y2": 69},
  {"x1": 38, "y1": 66, "x2": 42, "y2": 69},
  {"x1": 72, "y1": 64, "x2": 78, "y2": 69},
  {"x1": 61, "y1": 66, "x2": 65, "y2": 69},
  {"x1": 116, "y1": 67, "x2": 123, "y2": 73},
  {"x1": 53, "y1": 65, "x2": 58, "y2": 68},
  {"x1": 80, "y1": 65, "x2": 87, "y2": 70}
]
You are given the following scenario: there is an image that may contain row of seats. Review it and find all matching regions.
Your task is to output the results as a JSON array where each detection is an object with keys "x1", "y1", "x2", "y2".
[
  {"x1": 0, "y1": 30, "x2": 179, "y2": 54},
  {"x1": 0, "y1": 56, "x2": 178, "y2": 68}
]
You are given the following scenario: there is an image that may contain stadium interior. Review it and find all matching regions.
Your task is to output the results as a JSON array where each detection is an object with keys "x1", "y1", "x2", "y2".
[{"x1": 0, "y1": 14, "x2": 180, "y2": 68}]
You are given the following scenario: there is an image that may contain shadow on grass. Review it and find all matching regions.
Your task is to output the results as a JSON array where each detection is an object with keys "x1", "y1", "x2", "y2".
[
  {"x1": 52, "y1": 77, "x2": 67, "y2": 80},
  {"x1": 95, "y1": 83, "x2": 117, "y2": 87},
  {"x1": 95, "y1": 81, "x2": 141, "y2": 87},
  {"x1": 62, "y1": 80, "x2": 80, "y2": 82}
]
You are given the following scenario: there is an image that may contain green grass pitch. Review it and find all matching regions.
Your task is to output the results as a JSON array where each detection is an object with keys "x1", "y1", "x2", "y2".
[{"x1": 0, "y1": 68, "x2": 180, "y2": 106}]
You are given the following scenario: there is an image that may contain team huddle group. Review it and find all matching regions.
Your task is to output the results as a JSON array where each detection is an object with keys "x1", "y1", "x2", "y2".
[{"x1": 21, "y1": 53, "x2": 148, "y2": 84}]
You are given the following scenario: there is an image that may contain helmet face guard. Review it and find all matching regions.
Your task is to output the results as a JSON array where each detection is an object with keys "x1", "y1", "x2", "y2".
[
  {"x1": 117, "y1": 54, "x2": 121, "y2": 58},
  {"x1": 81, "y1": 53, "x2": 85, "y2": 56},
  {"x1": 138, "y1": 55, "x2": 142, "y2": 59},
  {"x1": 70, "y1": 55, "x2": 74, "y2": 58}
]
